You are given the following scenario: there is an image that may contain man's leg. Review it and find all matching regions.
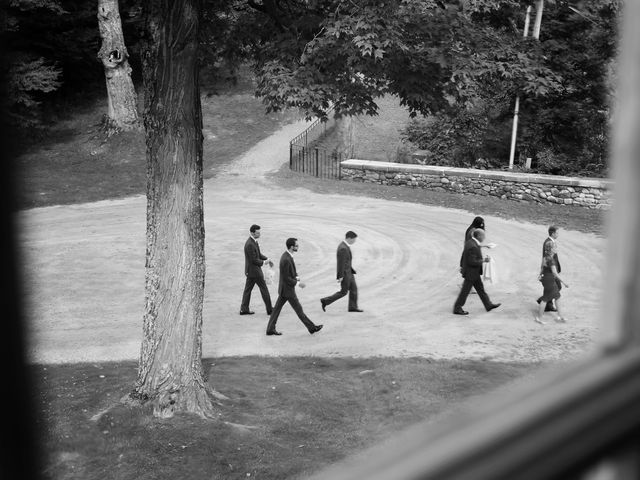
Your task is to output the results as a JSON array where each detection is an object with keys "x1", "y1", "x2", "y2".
[
  {"x1": 240, "y1": 276, "x2": 256, "y2": 313},
  {"x1": 454, "y1": 278, "x2": 473, "y2": 311},
  {"x1": 255, "y1": 274, "x2": 273, "y2": 314},
  {"x1": 321, "y1": 277, "x2": 349, "y2": 307},
  {"x1": 473, "y1": 278, "x2": 493, "y2": 310},
  {"x1": 348, "y1": 277, "x2": 358, "y2": 310},
  {"x1": 266, "y1": 296, "x2": 287, "y2": 333},
  {"x1": 288, "y1": 295, "x2": 316, "y2": 332}
]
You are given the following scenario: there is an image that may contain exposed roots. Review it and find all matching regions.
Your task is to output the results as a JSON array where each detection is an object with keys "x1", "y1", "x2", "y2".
[
  {"x1": 99, "y1": 114, "x2": 140, "y2": 137},
  {"x1": 125, "y1": 383, "x2": 221, "y2": 420}
]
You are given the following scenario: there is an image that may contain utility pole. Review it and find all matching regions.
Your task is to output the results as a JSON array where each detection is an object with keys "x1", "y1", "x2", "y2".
[{"x1": 508, "y1": 1, "x2": 544, "y2": 169}]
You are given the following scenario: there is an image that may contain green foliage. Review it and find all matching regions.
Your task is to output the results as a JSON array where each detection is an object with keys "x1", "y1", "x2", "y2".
[
  {"x1": 2, "y1": 0, "x2": 66, "y2": 128},
  {"x1": 7, "y1": 56, "x2": 62, "y2": 127},
  {"x1": 231, "y1": 0, "x2": 569, "y2": 121},
  {"x1": 401, "y1": 0, "x2": 619, "y2": 176},
  {"x1": 403, "y1": 105, "x2": 510, "y2": 167}
]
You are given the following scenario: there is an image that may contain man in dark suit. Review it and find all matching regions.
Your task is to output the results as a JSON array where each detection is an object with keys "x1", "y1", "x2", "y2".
[
  {"x1": 266, "y1": 238, "x2": 323, "y2": 336},
  {"x1": 320, "y1": 230, "x2": 363, "y2": 313},
  {"x1": 453, "y1": 229, "x2": 501, "y2": 315},
  {"x1": 537, "y1": 225, "x2": 561, "y2": 312},
  {"x1": 240, "y1": 224, "x2": 273, "y2": 315}
]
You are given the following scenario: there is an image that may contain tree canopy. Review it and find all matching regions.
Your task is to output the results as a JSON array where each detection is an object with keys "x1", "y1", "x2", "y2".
[{"x1": 4, "y1": 0, "x2": 620, "y2": 173}]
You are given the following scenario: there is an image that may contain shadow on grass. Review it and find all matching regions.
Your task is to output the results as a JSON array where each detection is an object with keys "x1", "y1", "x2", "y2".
[
  {"x1": 35, "y1": 356, "x2": 543, "y2": 480},
  {"x1": 16, "y1": 89, "x2": 300, "y2": 209}
]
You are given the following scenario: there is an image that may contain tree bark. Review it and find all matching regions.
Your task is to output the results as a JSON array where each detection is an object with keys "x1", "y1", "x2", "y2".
[
  {"x1": 335, "y1": 115, "x2": 354, "y2": 158},
  {"x1": 97, "y1": 0, "x2": 139, "y2": 131},
  {"x1": 130, "y1": 0, "x2": 215, "y2": 419}
]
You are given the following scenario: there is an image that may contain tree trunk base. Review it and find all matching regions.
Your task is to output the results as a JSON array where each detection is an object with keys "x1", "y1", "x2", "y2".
[
  {"x1": 126, "y1": 383, "x2": 221, "y2": 419},
  {"x1": 100, "y1": 113, "x2": 139, "y2": 137}
]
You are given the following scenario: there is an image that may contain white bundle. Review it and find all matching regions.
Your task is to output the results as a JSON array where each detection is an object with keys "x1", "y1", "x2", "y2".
[
  {"x1": 265, "y1": 264, "x2": 276, "y2": 285},
  {"x1": 482, "y1": 257, "x2": 498, "y2": 285}
]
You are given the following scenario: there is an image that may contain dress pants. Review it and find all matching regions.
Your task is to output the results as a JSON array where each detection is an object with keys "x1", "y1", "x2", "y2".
[
  {"x1": 267, "y1": 294, "x2": 315, "y2": 333},
  {"x1": 454, "y1": 276, "x2": 492, "y2": 311},
  {"x1": 240, "y1": 274, "x2": 273, "y2": 313},
  {"x1": 321, "y1": 275, "x2": 358, "y2": 310}
]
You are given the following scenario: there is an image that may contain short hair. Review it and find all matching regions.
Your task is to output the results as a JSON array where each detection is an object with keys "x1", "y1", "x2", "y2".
[
  {"x1": 548, "y1": 225, "x2": 559, "y2": 236},
  {"x1": 286, "y1": 237, "x2": 298, "y2": 249},
  {"x1": 250, "y1": 224, "x2": 261, "y2": 233},
  {"x1": 472, "y1": 228, "x2": 485, "y2": 239},
  {"x1": 345, "y1": 231, "x2": 358, "y2": 239}
]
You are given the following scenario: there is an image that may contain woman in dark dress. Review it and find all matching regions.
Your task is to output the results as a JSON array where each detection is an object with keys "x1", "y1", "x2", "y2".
[
  {"x1": 460, "y1": 217, "x2": 486, "y2": 277},
  {"x1": 465, "y1": 216, "x2": 485, "y2": 242},
  {"x1": 535, "y1": 240, "x2": 569, "y2": 324}
]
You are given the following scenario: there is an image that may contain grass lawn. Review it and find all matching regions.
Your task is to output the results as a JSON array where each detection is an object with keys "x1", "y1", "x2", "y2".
[
  {"x1": 35, "y1": 356, "x2": 544, "y2": 480},
  {"x1": 350, "y1": 96, "x2": 412, "y2": 162},
  {"x1": 16, "y1": 81, "x2": 300, "y2": 209},
  {"x1": 270, "y1": 165, "x2": 607, "y2": 236}
]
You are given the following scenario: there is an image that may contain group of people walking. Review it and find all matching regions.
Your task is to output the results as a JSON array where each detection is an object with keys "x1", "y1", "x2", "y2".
[
  {"x1": 453, "y1": 216, "x2": 569, "y2": 324},
  {"x1": 240, "y1": 217, "x2": 569, "y2": 335},
  {"x1": 240, "y1": 224, "x2": 362, "y2": 336}
]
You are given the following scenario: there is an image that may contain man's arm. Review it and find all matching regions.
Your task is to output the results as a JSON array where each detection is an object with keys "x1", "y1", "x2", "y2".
[
  {"x1": 246, "y1": 242, "x2": 264, "y2": 267},
  {"x1": 337, "y1": 246, "x2": 348, "y2": 279},
  {"x1": 282, "y1": 258, "x2": 298, "y2": 287}
]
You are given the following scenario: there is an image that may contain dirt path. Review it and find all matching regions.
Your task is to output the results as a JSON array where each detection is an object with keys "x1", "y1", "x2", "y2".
[{"x1": 19, "y1": 120, "x2": 606, "y2": 364}]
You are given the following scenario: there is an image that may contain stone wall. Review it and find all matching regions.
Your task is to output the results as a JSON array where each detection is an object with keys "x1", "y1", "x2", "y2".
[{"x1": 341, "y1": 160, "x2": 613, "y2": 209}]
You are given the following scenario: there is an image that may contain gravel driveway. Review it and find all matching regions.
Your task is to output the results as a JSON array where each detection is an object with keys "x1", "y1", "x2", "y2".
[{"x1": 19, "y1": 120, "x2": 606, "y2": 364}]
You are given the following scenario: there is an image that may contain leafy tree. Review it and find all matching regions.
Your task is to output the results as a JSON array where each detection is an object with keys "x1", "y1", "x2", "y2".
[
  {"x1": 402, "y1": 0, "x2": 620, "y2": 175},
  {"x1": 223, "y1": 0, "x2": 563, "y2": 121},
  {"x1": 2, "y1": 0, "x2": 64, "y2": 128}
]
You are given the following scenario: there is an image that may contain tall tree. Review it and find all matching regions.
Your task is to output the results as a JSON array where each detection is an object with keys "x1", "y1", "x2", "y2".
[
  {"x1": 97, "y1": 0, "x2": 139, "y2": 131},
  {"x1": 128, "y1": 0, "x2": 215, "y2": 418}
]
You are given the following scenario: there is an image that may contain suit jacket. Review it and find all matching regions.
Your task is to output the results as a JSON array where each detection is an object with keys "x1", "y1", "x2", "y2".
[
  {"x1": 460, "y1": 238, "x2": 485, "y2": 280},
  {"x1": 541, "y1": 237, "x2": 561, "y2": 273},
  {"x1": 460, "y1": 226, "x2": 483, "y2": 267},
  {"x1": 336, "y1": 241, "x2": 356, "y2": 279},
  {"x1": 244, "y1": 237, "x2": 267, "y2": 278},
  {"x1": 278, "y1": 251, "x2": 299, "y2": 298}
]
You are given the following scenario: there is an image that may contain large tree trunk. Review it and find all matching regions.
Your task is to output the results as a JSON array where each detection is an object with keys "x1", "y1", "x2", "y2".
[
  {"x1": 97, "y1": 0, "x2": 139, "y2": 131},
  {"x1": 130, "y1": 0, "x2": 215, "y2": 419}
]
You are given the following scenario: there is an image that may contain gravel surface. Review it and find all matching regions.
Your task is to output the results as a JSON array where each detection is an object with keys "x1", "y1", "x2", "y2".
[{"x1": 19, "y1": 120, "x2": 606, "y2": 364}]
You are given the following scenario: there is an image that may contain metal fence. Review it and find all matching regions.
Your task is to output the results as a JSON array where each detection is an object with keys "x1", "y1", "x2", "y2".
[
  {"x1": 289, "y1": 144, "x2": 342, "y2": 179},
  {"x1": 289, "y1": 109, "x2": 342, "y2": 179}
]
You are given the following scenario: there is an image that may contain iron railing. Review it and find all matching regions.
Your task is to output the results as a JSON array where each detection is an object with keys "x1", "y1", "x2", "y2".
[{"x1": 289, "y1": 108, "x2": 342, "y2": 179}]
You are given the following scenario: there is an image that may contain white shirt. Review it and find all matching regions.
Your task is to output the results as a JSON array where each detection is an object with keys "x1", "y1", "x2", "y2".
[{"x1": 286, "y1": 250, "x2": 299, "y2": 285}]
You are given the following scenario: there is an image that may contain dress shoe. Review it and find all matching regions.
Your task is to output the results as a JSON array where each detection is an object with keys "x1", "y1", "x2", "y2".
[
  {"x1": 453, "y1": 308, "x2": 469, "y2": 315},
  {"x1": 487, "y1": 303, "x2": 501, "y2": 311},
  {"x1": 239, "y1": 310, "x2": 255, "y2": 315},
  {"x1": 348, "y1": 308, "x2": 364, "y2": 312},
  {"x1": 309, "y1": 325, "x2": 323, "y2": 334},
  {"x1": 320, "y1": 299, "x2": 327, "y2": 312},
  {"x1": 266, "y1": 330, "x2": 282, "y2": 336}
]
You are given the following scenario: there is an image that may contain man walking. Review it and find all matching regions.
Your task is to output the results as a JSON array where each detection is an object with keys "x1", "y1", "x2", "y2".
[
  {"x1": 536, "y1": 225, "x2": 562, "y2": 312},
  {"x1": 240, "y1": 224, "x2": 273, "y2": 316},
  {"x1": 453, "y1": 229, "x2": 501, "y2": 315},
  {"x1": 320, "y1": 230, "x2": 363, "y2": 313},
  {"x1": 266, "y1": 238, "x2": 323, "y2": 336}
]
